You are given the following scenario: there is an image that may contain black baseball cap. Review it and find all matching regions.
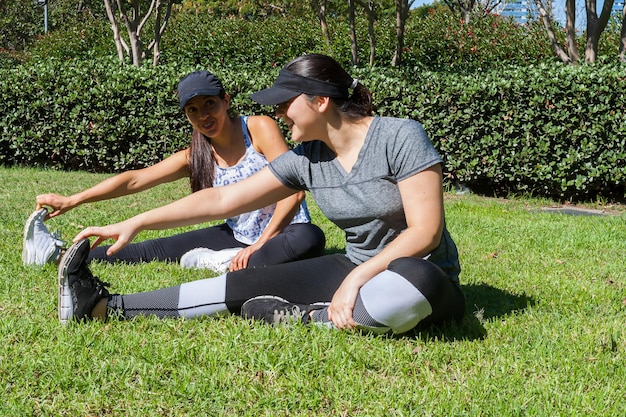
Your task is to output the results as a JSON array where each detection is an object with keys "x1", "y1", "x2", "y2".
[
  {"x1": 250, "y1": 68, "x2": 349, "y2": 106},
  {"x1": 177, "y1": 71, "x2": 225, "y2": 110}
]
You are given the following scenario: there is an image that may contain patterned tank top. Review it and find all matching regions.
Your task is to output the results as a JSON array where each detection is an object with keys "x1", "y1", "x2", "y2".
[{"x1": 212, "y1": 116, "x2": 311, "y2": 245}]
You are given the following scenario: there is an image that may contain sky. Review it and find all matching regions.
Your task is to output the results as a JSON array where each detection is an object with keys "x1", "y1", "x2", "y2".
[{"x1": 411, "y1": 0, "x2": 432, "y2": 7}]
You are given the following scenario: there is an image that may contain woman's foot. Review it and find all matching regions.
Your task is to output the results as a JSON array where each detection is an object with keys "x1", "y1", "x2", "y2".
[
  {"x1": 241, "y1": 295, "x2": 325, "y2": 325},
  {"x1": 58, "y1": 239, "x2": 109, "y2": 324},
  {"x1": 22, "y1": 208, "x2": 64, "y2": 266}
]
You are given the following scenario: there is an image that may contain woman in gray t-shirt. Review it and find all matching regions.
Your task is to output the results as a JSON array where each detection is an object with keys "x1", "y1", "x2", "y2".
[{"x1": 58, "y1": 54, "x2": 465, "y2": 335}]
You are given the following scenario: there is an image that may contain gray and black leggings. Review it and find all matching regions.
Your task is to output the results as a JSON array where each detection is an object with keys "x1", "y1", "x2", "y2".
[
  {"x1": 107, "y1": 254, "x2": 465, "y2": 334},
  {"x1": 88, "y1": 222, "x2": 326, "y2": 268}
]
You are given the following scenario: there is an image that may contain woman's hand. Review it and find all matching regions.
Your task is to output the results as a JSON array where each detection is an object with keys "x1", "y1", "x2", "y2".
[
  {"x1": 73, "y1": 218, "x2": 141, "y2": 255},
  {"x1": 35, "y1": 193, "x2": 73, "y2": 219},
  {"x1": 327, "y1": 271, "x2": 364, "y2": 330},
  {"x1": 229, "y1": 243, "x2": 261, "y2": 271}
]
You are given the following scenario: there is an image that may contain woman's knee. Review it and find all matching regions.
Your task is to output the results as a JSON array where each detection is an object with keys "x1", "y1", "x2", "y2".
[
  {"x1": 285, "y1": 223, "x2": 326, "y2": 257},
  {"x1": 387, "y1": 257, "x2": 465, "y2": 324}
]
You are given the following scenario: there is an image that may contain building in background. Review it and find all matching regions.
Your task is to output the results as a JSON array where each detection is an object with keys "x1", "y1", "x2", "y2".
[
  {"x1": 498, "y1": 1, "x2": 624, "y2": 27},
  {"x1": 499, "y1": 0, "x2": 538, "y2": 25},
  {"x1": 613, "y1": 1, "x2": 625, "y2": 17}
]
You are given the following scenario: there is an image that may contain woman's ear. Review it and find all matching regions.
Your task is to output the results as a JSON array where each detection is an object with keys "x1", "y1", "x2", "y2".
[{"x1": 317, "y1": 96, "x2": 332, "y2": 113}]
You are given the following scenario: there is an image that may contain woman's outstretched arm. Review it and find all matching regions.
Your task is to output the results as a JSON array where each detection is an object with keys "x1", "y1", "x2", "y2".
[{"x1": 74, "y1": 167, "x2": 296, "y2": 255}]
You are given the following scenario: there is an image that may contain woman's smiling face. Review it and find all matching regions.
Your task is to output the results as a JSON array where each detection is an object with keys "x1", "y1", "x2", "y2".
[
  {"x1": 184, "y1": 95, "x2": 229, "y2": 138},
  {"x1": 276, "y1": 94, "x2": 326, "y2": 143}
]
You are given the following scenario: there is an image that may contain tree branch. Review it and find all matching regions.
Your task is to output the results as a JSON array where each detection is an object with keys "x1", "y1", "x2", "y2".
[{"x1": 534, "y1": 0, "x2": 572, "y2": 64}]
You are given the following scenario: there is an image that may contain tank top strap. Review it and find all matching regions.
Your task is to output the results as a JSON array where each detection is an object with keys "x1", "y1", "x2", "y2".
[{"x1": 240, "y1": 116, "x2": 252, "y2": 149}]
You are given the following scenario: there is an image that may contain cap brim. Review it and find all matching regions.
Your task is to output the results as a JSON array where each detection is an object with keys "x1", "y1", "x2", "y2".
[
  {"x1": 249, "y1": 87, "x2": 301, "y2": 106},
  {"x1": 179, "y1": 88, "x2": 222, "y2": 109}
]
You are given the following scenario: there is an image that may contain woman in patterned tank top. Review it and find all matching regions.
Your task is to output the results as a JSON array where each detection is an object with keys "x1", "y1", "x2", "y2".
[{"x1": 25, "y1": 71, "x2": 325, "y2": 272}]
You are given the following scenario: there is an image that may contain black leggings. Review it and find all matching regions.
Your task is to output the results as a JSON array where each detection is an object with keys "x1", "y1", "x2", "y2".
[
  {"x1": 108, "y1": 254, "x2": 465, "y2": 334},
  {"x1": 88, "y1": 222, "x2": 326, "y2": 267}
]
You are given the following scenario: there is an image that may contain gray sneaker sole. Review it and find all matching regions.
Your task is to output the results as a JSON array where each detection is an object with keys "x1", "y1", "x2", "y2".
[{"x1": 57, "y1": 239, "x2": 87, "y2": 324}]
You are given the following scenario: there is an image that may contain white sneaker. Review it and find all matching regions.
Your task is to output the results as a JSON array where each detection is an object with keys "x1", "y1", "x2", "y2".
[
  {"x1": 22, "y1": 208, "x2": 65, "y2": 266},
  {"x1": 180, "y1": 247, "x2": 243, "y2": 273}
]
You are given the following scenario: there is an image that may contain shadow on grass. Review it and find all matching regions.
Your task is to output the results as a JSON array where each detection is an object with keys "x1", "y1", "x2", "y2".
[
  {"x1": 323, "y1": 249, "x2": 535, "y2": 343},
  {"x1": 405, "y1": 283, "x2": 535, "y2": 343}
]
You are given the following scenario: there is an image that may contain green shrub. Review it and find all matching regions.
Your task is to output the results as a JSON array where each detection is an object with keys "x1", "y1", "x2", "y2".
[
  {"x1": 1, "y1": 59, "x2": 624, "y2": 202},
  {"x1": 403, "y1": 9, "x2": 556, "y2": 71},
  {"x1": 369, "y1": 63, "x2": 626, "y2": 201},
  {"x1": 0, "y1": 59, "x2": 190, "y2": 172},
  {"x1": 161, "y1": 13, "x2": 324, "y2": 67},
  {"x1": 26, "y1": 19, "x2": 112, "y2": 61},
  {"x1": 4, "y1": 9, "x2": 625, "y2": 202}
]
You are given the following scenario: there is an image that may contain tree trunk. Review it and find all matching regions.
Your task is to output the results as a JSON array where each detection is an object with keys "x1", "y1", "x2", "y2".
[
  {"x1": 364, "y1": 1, "x2": 376, "y2": 66},
  {"x1": 565, "y1": 0, "x2": 579, "y2": 62},
  {"x1": 311, "y1": 0, "x2": 331, "y2": 49},
  {"x1": 105, "y1": 0, "x2": 176, "y2": 67},
  {"x1": 619, "y1": 5, "x2": 626, "y2": 63},
  {"x1": 535, "y1": 0, "x2": 573, "y2": 64},
  {"x1": 461, "y1": 7, "x2": 470, "y2": 24},
  {"x1": 348, "y1": 0, "x2": 358, "y2": 65},
  {"x1": 147, "y1": 0, "x2": 174, "y2": 66},
  {"x1": 392, "y1": 0, "x2": 408, "y2": 67},
  {"x1": 118, "y1": 0, "x2": 146, "y2": 67},
  {"x1": 129, "y1": 31, "x2": 142, "y2": 66},
  {"x1": 584, "y1": 0, "x2": 614, "y2": 64},
  {"x1": 104, "y1": 0, "x2": 127, "y2": 63},
  {"x1": 443, "y1": 0, "x2": 475, "y2": 24},
  {"x1": 152, "y1": 0, "x2": 162, "y2": 66}
]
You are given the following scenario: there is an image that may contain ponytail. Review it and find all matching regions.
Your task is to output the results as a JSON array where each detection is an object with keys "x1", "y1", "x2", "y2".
[
  {"x1": 285, "y1": 54, "x2": 373, "y2": 120},
  {"x1": 188, "y1": 129, "x2": 215, "y2": 193}
]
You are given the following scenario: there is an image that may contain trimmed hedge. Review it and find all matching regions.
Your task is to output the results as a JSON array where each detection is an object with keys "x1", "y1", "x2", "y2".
[
  {"x1": 1, "y1": 59, "x2": 189, "y2": 172},
  {"x1": 1, "y1": 59, "x2": 624, "y2": 202},
  {"x1": 368, "y1": 64, "x2": 626, "y2": 201}
]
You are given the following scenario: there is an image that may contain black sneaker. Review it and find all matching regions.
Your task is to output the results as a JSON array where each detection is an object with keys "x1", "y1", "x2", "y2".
[
  {"x1": 58, "y1": 239, "x2": 109, "y2": 324},
  {"x1": 241, "y1": 295, "x2": 325, "y2": 325}
]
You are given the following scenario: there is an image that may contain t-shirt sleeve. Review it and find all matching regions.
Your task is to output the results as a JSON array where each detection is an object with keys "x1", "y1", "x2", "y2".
[
  {"x1": 389, "y1": 119, "x2": 442, "y2": 181},
  {"x1": 267, "y1": 147, "x2": 308, "y2": 191}
]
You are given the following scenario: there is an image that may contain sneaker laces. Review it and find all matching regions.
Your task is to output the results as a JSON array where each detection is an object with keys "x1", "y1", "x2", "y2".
[
  {"x1": 77, "y1": 265, "x2": 110, "y2": 292},
  {"x1": 87, "y1": 273, "x2": 110, "y2": 292},
  {"x1": 272, "y1": 304, "x2": 306, "y2": 324},
  {"x1": 51, "y1": 229, "x2": 65, "y2": 247}
]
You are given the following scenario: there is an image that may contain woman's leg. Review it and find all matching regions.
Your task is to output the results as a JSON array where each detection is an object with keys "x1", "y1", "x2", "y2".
[
  {"x1": 64, "y1": 240, "x2": 463, "y2": 331},
  {"x1": 246, "y1": 223, "x2": 326, "y2": 267},
  {"x1": 88, "y1": 223, "x2": 244, "y2": 264},
  {"x1": 105, "y1": 254, "x2": 353, "y2": 320},
  {"x1": 106, "y1": 256, "x2": 465, "y2": 330},
  {"x1": 309, "y1": 257, "x2": 466, "y2": 334}
]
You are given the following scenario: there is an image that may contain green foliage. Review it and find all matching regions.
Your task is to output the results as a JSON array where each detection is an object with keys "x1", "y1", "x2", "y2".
[
  {"x1": 0, "y1": 0, "x2": 106, "y2": 53},
  {"x1": 180, "y1": 0, "x2": 312, "y2": 18},
  {"x1": 25, "y1": 19, "x2": 112, "y2": 61},
  {"x1": 0, "y1": 0, "x2": 42, "y2": 51},
  {"x1": 1, "y1": 59, "x2": 624, "y2": 202},
  {"x1": 2, "y1": 7, "x2": 625, "y2": 202},
  {"x1": 0, "y1": 59, "x2": 192, "y2": 172},
  {"x1": 404, "y1": 9, "x2": 556, "y2": 71},
  {"x1": 369, "y1": 63, "x2": 626, "y2": 202},
  {"x1": 161, "y1": 13, "x2": 323, "y2": 67}
]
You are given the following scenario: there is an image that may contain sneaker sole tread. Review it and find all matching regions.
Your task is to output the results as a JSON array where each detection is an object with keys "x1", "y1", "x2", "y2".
[{"x1": 57, "y1": 239, "x2": 86, "y2": 324}]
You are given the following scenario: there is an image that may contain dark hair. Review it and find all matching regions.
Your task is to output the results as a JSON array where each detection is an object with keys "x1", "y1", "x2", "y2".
[
  {"x1": 284, "y1": 54, "x2": 373, "y2": 119},
  {"x1": 188, "y1": 90, "x2": 228, "y2": 192}
]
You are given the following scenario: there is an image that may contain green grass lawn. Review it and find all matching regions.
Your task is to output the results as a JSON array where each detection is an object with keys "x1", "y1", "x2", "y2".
[{"x1": 1, "y1": 166, "x2": 625, "y2": 416}]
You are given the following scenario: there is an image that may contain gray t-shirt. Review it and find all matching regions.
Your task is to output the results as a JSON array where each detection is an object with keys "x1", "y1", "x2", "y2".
[{"x1": 269, "y1": 116, "x2": 460, "y2": 281}]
